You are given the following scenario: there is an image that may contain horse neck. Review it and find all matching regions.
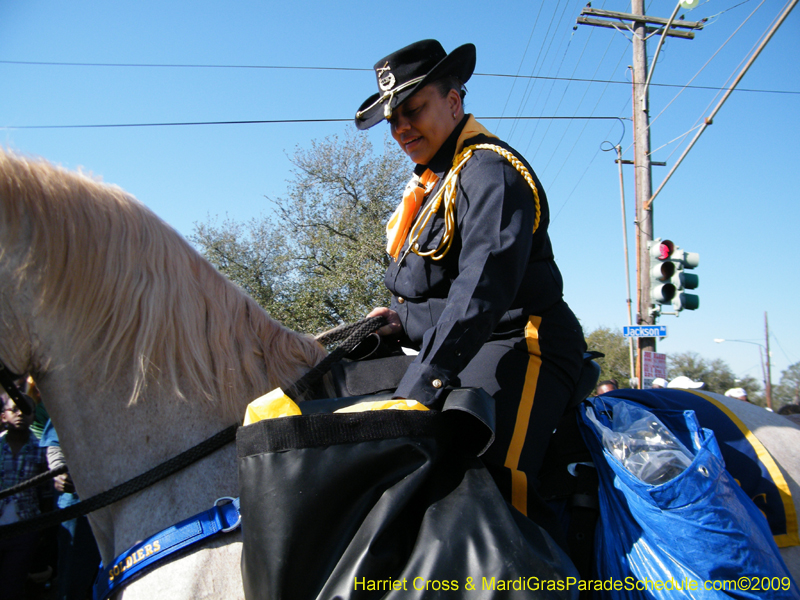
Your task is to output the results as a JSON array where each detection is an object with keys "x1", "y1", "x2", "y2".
[{"x1": 39, "y1": 370, "x2": 244, "y2": 565}]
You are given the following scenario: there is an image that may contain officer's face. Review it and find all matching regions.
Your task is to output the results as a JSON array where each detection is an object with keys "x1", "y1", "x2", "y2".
[{"x1": 389, "y1": 85, "x2": 460, "y2": 165}]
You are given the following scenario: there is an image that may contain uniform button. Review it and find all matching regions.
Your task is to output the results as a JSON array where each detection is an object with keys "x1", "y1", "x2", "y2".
[
  {"x1": 397, "y1": 297, "x2": 405, "y2": 304},
  {"x1": 432, "y1": 379, "x2": 443, "y2": 389}
]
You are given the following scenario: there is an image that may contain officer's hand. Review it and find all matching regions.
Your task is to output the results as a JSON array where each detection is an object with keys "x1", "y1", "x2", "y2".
[{"x1": 367, "y1": 307, "x2": 402, "y2": 337}]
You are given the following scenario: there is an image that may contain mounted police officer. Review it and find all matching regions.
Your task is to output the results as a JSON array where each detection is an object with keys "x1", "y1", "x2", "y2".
[{"x1": 356, "y1": 39, "x2": 586, "y2": 525}]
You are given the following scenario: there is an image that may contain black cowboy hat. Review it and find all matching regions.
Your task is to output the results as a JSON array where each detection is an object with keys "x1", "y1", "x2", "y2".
[{"x1": 354, "y1": 39, "x2": 476, "y2": 130}]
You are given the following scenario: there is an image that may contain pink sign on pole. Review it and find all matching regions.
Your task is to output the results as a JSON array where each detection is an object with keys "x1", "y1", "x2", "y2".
[{"x1": 642, "y1": 351, "x2": 667, "y2": 388}]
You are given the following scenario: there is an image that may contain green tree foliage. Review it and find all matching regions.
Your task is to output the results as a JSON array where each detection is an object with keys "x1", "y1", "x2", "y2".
[
  {"x1": 192, "y1": 216, "x2": 288, "y2": 311},
  {"x1": 667, "y1": 351, "x2": 764, "y2": 405},
  {"x1": 774, "y1": 362, "x2": 800, "y2": 409},
  {"x1": 192, "y1": 130, "x2": 409, "y2": 334},
  {"x1": 584, "y1": 326, "x2": 633, "y2": 388}
]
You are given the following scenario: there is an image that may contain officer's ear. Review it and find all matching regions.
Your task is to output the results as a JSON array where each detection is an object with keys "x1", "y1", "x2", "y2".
[{"x1": 447, "y1": 88, "x2": 463, "y2": 118}]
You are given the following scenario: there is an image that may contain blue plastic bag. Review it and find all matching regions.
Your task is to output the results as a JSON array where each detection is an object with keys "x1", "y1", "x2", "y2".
[{"x1": 580, "y1": 396, "x2": 798, "y2": 599}]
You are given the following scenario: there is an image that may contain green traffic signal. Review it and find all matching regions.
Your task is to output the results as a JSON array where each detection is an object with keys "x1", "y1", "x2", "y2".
[{"x1": 669, "y1": 246, "x2": 700, "y2": 311}]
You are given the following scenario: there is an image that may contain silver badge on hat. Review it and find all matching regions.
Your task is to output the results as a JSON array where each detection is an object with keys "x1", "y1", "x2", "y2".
[{"x1": 376, "y1": 62, "x2": 395, "y2": 91}]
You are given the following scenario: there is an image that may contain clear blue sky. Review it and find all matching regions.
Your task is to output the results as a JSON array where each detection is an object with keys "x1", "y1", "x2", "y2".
[{"x1": 2, "y1": 0, "x2": 798, "y2": 388}]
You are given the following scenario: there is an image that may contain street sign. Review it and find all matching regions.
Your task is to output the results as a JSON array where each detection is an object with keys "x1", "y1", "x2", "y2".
[
  {"x1": 623, "y1": 325, "x2": 667, "y2": 338},
  {"x1": 642, "y1": 351, "x2": 668, "y2": 389}
]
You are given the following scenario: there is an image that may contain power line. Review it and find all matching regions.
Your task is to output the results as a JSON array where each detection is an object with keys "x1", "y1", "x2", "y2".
[
  {"x1": 0, "y1": 59, "x2": 367, "y2": 72},
  {"x1": 648, "y1": 0, "x2": 766, "y2": 142},
  {"x1": 648, "y1": 0, "x2": 798, "y2": 208},
  {"x1": 1, "y1": 116, "x2": 625, "y2": 131},
  {"x1": 508, "y1": 0, "x2": 571, "y2": 142},
  {"x1": 1, "y1": 59, "x2": 796, "y2": 95},
  {"x1": 1, "y1": 118, "x2": 353, "y2": 130},
  {"x1": 662, "y1": 0, "x2": 777, "y2": 165},
  {"x1": 544, "y1": 44, "x2": 630, "y2": 186},
  {"x1": 480, "y1": 72, "x2": 798, "y2": 94},
  {"x1": 519, "y1": 5, "x2": 578, "y2": 155},
  {"x1": 529, "y1": 19, "x2": 617, "y2": 163},
  {"x1": 552, "y1": 96, "x2": 632, "y2": 222},
  {"x1": 498, "y1": 2, "x2": 548, "y2": 130}
]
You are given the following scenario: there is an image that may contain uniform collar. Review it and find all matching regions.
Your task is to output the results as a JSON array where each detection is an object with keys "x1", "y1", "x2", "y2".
[
  {"x1": 413, "y1": 114, "x2": 497, "y2": 178},
  {"x1": 414, "y1": 114, "x2": 470, "y2": 177}
]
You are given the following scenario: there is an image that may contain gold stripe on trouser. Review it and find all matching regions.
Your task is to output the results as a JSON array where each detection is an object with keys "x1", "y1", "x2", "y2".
[{"x1": 504, "y1": 316, "x2": 543, "y2": 516}]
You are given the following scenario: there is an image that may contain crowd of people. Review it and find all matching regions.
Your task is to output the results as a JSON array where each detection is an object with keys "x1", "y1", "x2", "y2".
[
  {"x1": 0, "y1": 378, "x2": 99, "y2": 600},
  {"x1": 595, "y1": 374, "x2": 800, "y2": 429}
]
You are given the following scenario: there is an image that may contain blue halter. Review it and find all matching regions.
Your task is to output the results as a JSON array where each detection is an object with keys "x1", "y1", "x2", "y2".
[{"x1": 93, "y1": 497, "x2": 241, "y2": 600}]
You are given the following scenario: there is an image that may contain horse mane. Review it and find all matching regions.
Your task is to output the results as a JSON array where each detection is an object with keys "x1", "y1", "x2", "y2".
[{"x1": 0, "y1": 150, "x2": 326, "y2": 419}]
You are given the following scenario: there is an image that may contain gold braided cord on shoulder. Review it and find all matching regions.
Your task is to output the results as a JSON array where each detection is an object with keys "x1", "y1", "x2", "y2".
[{"x1": 407, "y1": 143, "x2": 541, "y2": 261}]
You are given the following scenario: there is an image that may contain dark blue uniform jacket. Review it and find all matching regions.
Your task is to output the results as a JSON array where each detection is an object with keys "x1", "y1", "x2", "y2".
[{"x1": 387, "y1": 115, "x2": 567, "y2": 406}]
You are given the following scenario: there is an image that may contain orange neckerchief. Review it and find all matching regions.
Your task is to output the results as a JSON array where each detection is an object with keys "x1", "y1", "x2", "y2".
[
  {"x1": 386, "y1": 168, "x2": 439, "y2": 260},
  {"x1": 385, "y1": 116, "x2": 497, "y2": 261}
]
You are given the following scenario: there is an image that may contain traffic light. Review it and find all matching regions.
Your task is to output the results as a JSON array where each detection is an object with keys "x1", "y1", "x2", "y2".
[
  {"x1": 648, "y1": 238, "x2": 700, "y2": 314},
  {"x1": 669, "y1": 245, "x2": 699, "y2": 311},
  {"x1": 648, "y1": 238, "x2": 677, "y2": 307}
]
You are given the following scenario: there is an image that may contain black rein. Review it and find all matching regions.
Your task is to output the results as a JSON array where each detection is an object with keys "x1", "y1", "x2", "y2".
[{"x1": 0, "y1": 315, "x2": 387, "y2": 540}]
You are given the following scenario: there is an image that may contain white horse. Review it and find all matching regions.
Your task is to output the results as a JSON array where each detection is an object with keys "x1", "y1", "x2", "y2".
[
  {"x1": 0, "y1": 150, "x2": 327, "y2": 599},
  {"x1": 2, "y1": 150, "x2": 799, "y2": 597}
]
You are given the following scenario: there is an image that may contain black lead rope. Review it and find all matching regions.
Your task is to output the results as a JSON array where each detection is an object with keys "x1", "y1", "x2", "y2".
[
  {"x1": 0, "y1": 315, "x2": 387, "y2": 539},
  {"x1": 314, "y1": 316, "x2": 387, "y2": 347},
  {"x1": 288, "y1": 315, "x2": 387, "y2": 399},
  {"x1": 0, "y1": 465, "x2": 68, "y2": 502},
  {"x1": 0, "y1": 426, "x2": 238, "y2": 541}
]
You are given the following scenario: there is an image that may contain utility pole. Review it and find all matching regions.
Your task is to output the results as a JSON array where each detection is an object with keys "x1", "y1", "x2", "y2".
[
  {"x1": 578, "y1": 2, "x2": 704, "y2": 386},
  {"x1": 765, "y1": 311, "x2": 773, "y2": 410},
  {"x1": 632, "y1": 0, "x2": 655, "y2": 372},
  {"x1": 614, "y1": 145, "x2": 636, "y2": 383}
]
